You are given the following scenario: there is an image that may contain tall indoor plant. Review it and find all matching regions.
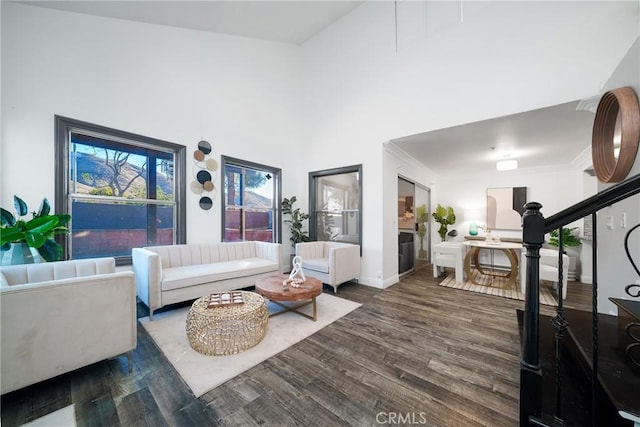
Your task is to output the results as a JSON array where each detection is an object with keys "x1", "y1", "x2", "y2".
[
  {"x1": 1, "y1": 196, "x2": 70, "y2": 264},
  {"x1": 432, "y1": 204, "x2": 456, "y2": 242},
  {"x1": 282, "y1": 196, "x2": 310, "y2": 251},
  {"x1": 416, "y1": 204, "x2": 428, "y2": 259}
]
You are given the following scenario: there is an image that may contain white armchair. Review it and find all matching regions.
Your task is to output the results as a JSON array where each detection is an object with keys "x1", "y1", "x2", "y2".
[
  {"x1": 432, "y1": 242, "x2": 466, "y2": 283},
  {"x1": 295, "y1": 241, "x2": 361, "y2": 293},
  {"x1": 520, "y1": 248, "x2": 570, "y2": 300}
]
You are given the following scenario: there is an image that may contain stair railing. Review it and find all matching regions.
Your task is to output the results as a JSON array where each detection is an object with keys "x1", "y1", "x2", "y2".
[{"x1": 520, "y1": 173, "x2": 640, "y2": 426}]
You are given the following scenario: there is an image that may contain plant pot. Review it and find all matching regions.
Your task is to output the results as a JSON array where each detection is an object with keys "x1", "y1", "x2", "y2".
[{"x1": 1, "y1": 242, "x2": 42, "y2": 265}]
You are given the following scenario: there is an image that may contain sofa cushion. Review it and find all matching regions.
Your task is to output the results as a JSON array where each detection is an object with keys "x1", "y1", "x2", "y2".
[
  {"x1": 0, "y1": 258, "x2": 116, "y2": 285},
  {"x1": 147, "y1": 242, "x2": 260, "y2": 269},
  {"x1": 161, "y1": 258, "x2": 278, "y2": 291},
  {"x1": 301, "y1": 258, "x2": 330, "y2": 274}
]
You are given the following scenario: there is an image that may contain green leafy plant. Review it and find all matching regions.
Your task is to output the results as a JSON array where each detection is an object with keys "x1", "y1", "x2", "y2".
[
  {"x1": 432, "y1": 204, "x2": 456, "y2": 242},
  {"x1": 416, "y1": 204, "x2": 428, "y2": 252},
  {"x1": 1, "y1": 196, "x2": 71, "y2": 262},
  {"x1": 282, "y1": 196, "x2": 310, "y2": 249},
  {"x1": 548, "y1": 227, "x2": 581, "y2": 250}
]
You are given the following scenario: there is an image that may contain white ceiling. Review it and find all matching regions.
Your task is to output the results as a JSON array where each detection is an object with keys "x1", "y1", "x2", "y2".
[
  {"x1": 16, "y1": 0, "x2": 363, "y2": 45},
  {"x1": 391, "y1": 101, "x2": 598, "y2": 175},
  {"x1": 14, "y1": 1, "x2": 601, "y2": 175}
]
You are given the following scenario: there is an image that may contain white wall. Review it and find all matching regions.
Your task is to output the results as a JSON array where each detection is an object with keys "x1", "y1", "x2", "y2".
[
  {"x1": 1, "y1": 3, "x2": 305, "y2": 262},
  {"x1": 433, "y1": 167, "x2": 584, "y2": 240},
  {"x1": 301, "y1": 1, "x2": 639, "y2": 286},
  {"x1": 595, "y1": 39, "x2": 640, "y2": 315}
]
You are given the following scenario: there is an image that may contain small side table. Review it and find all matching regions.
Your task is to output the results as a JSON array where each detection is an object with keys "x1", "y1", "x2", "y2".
[{"x1": 185, "y1": 291, "x2": 268, "y2": 356}]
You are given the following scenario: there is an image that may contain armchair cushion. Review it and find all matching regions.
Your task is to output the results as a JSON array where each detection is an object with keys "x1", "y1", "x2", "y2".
[{"x1": 302, "y1": 258, "x2": 330, "y2": 274}]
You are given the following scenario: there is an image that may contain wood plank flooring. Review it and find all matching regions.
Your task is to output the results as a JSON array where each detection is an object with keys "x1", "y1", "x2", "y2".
[{"x1": 1, "y1": 263, "x2": 591, "y2": 426}]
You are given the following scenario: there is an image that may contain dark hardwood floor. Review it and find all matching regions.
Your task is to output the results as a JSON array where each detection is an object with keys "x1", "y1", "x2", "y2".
[{"x1": 1, "y1": 263, "x2": 592, "y2": 427}]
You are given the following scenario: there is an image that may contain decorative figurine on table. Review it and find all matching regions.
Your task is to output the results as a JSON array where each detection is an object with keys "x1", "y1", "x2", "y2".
[{"x1": 282, "y1": 256, "x2": 306, "y2": 290}]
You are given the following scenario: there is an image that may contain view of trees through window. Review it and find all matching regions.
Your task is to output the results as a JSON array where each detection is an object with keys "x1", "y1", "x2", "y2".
[
  {"x1": 56, "y1": 116, "x2": 186, "y2": 264},
  {"x1": 222, "y1": 156, "x2": 281, "y2": 243},
  {"x1": 69, "y1": 135, "x2": 175, "y2": 259}
]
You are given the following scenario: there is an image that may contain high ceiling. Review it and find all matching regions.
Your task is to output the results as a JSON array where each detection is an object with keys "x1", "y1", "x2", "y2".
[
  {"x1": 16, "y1": 0, "x2": 363, "y2": 45},
  {"x1": 13, "y1": 1, "x2": 602, "y2": 174}
]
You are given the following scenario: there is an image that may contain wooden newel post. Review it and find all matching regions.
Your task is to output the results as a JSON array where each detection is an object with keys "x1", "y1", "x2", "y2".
[{"x1": 520, "y1": 201, "x2": 545, "y2": 426}]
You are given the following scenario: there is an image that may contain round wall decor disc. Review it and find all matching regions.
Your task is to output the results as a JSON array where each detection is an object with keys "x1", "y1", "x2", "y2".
[
  {"x1": 199, "y1": 196, "x2": 213, "y2": 210},
  {"x1": 206, "y1": 158, "x2": 218, "y2": 171},
  {"x1": 196, "y1": 170, "x2": 212, "y2": 184},
  {"x1": 190, "y1": 180, "x2": 203, "y2": 194},
  {"x1": 193, "y1": 150, "x2": 205, "y2": 161},
  {"x1": 203, "y1": 181, "x2": 215, "y2": 192},
  {"x1": 197, "y1": 140, "x2": 212, "y2": 155}
]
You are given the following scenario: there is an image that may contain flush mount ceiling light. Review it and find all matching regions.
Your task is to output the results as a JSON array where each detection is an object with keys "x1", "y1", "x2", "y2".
[{"x1": 496, "y1": 159, "x2": 518, "y2": 171}]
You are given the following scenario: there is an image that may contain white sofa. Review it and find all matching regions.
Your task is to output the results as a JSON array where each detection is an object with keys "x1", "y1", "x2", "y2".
[
  {"x1": 132, "y1": 241, "x2": 282, "y2": 319},
  {"x1": 0, "y1": 258, "x2": 136, "y2": 395},
  {"x1": 295, "y1": 241, "x2": 360, "y2": 293}
]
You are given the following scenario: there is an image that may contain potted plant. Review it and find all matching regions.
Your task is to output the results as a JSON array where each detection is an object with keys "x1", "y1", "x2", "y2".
[
  {"x1": 416, "y1": 204, "x2": 428, "y2": 259},
  {"x1": 282, "y1": 196, "x2": 310, "y2": 251},
  {"x1": 548, "y1": 226, "x2": 582, "y2": 281},
  {"x1": 432, "y1": 204, "x2": 456, "y2": 242},
  {"x1": 1, "y1": 196, "x2": 70, "y2": 264},
  {"x1": 548, "y1": 227, "x2": 582, "y2": 250}
]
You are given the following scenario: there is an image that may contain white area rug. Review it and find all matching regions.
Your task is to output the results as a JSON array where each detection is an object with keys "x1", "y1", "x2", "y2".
[
  {"x1": 439, "y1": 271, "x2": 557, "y2": 306},
  {"x1": 140, "y1": 293, "x2": 361, "y2": 398},
  {"x1": 21, "y1": 404, "x2": 76, "y2": 427}
]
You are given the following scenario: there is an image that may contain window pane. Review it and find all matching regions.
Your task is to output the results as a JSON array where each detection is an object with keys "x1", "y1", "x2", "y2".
[
  {"x1": 245, "y1": 209, "x2": 273, "y2": 242},
  {"x1": 70, "y1": 141, "x2": 151, "y2": 198},
  {"x1": 224, "y1": 208, "x2": 242, "y2": 241},
  {"x1": 155, "y1": 158, "x2": 175, "y2": 201},
  {"x1": 71, "y1": 199, "x2": 174, "y2": 259}
]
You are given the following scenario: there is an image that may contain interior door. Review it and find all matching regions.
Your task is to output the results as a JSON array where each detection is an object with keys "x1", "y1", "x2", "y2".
[{"x1": 398, "y1": 177, "x2": 415, "y2": 274}]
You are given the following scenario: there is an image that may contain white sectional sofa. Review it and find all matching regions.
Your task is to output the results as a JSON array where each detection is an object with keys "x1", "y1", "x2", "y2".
[
  {"x1": 0, "y1": 257, "x2": 136, "y2": 395},
  {"x1": 132, "y1": 241, "x2": 282, "y2": 319}
]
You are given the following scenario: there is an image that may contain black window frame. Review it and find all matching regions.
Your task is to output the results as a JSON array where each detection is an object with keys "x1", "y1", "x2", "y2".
[
  {"x1": 220, "y1": 155, "x2": 282, "y2": 244},
  {"x1": 309, "y1": 164, "x2": 363, "y2": 254},
  {"x1": 55, "y1": 115, "x2": 186, "y2": 265}
]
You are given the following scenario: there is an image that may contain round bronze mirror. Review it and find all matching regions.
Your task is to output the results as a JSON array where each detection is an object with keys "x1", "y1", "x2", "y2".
[{"x1": 592, "y1": 87, "x2": 640, "y2": 183}]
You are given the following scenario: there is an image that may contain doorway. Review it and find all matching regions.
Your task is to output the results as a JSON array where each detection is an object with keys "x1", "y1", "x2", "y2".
[{"x1": 397, "y1": 176, "x2": 431, "y2": 275}]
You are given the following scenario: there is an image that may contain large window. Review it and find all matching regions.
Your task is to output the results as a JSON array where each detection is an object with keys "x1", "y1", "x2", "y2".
[
  {"x1": 55, "y1": 116, "x2": 186, "y2": 264},
  {"x1": 221, "y1": 156, "x2": 281, "y2": 243},
  {"x1": 309, "y1": 164, "x2": 362, "y2": 251}
]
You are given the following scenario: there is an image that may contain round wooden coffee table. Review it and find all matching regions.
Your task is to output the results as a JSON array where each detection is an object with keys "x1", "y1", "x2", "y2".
[
  {"x1": 185, "y1": 291, "x2": 268, "y2": 356},
  {"x1": 255, "y1": 275, "x2": 322, "y2": 321}
]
